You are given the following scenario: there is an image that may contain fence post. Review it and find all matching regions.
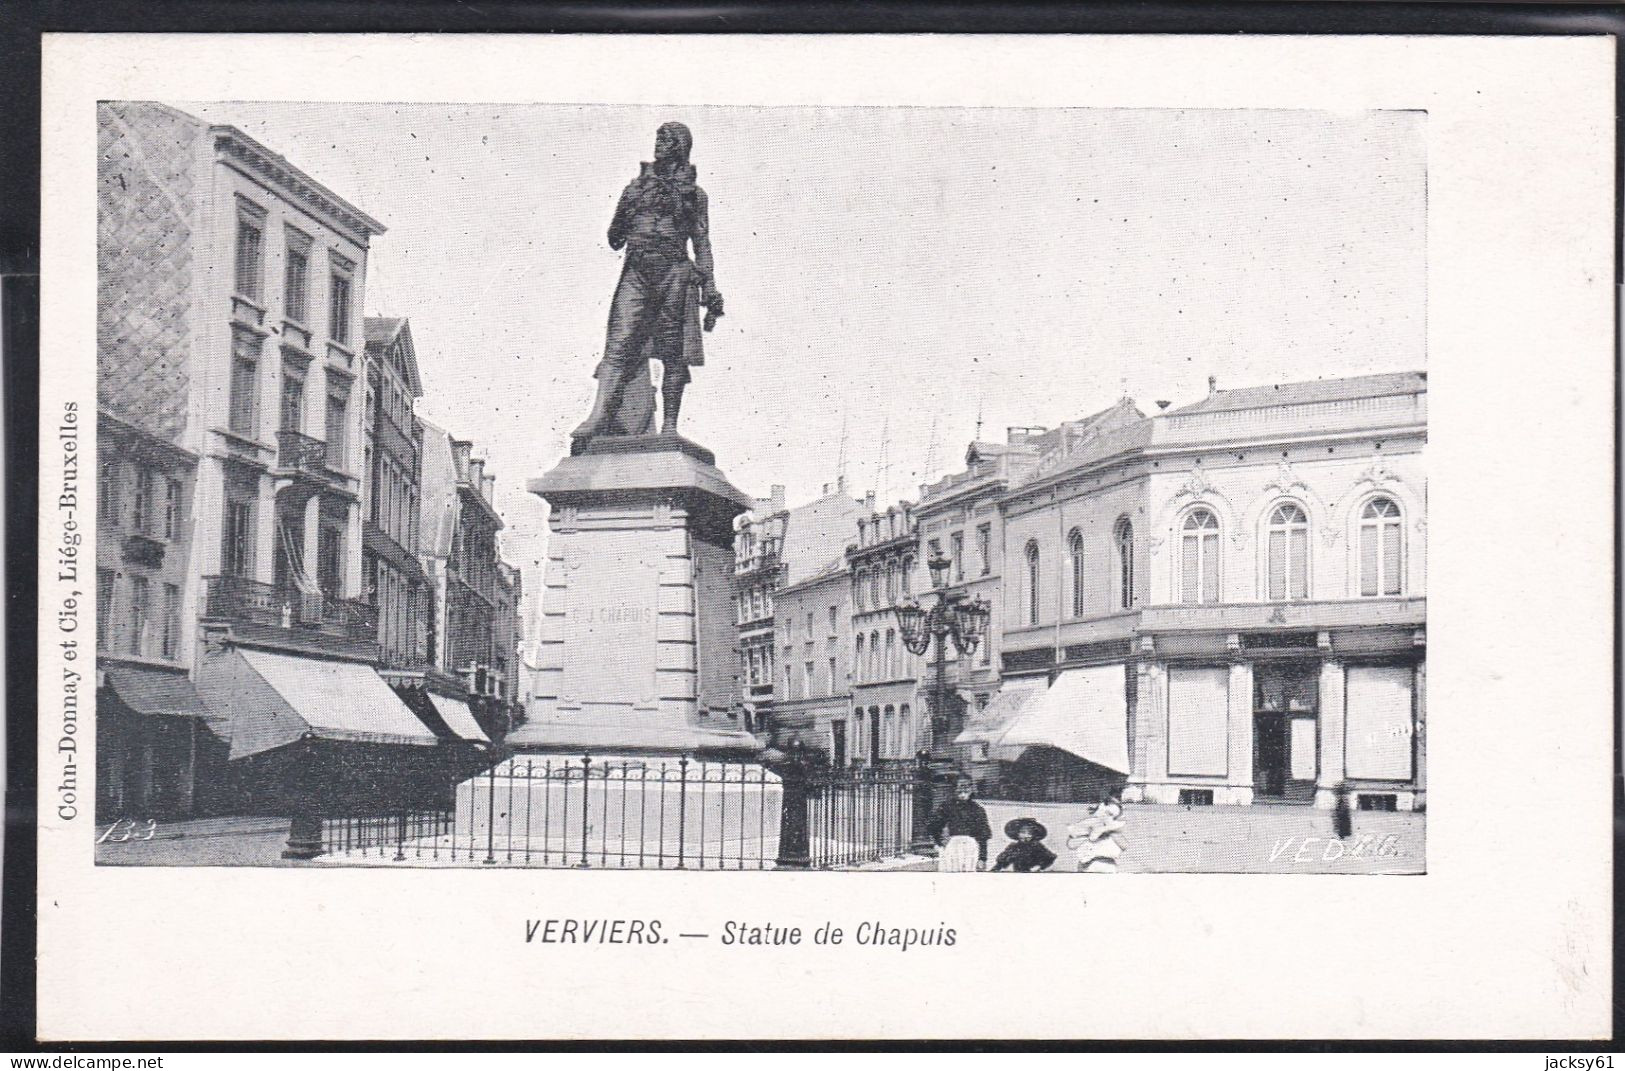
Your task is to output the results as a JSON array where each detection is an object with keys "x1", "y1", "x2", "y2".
[
  {"x1": 772, "y1": 747, "x2": 812, "y2": 870},
  {"x1": 909, "y1": 749, "x2": 937, "y2": 856}
]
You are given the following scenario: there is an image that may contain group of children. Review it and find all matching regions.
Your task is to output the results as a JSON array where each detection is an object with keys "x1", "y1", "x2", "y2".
[{"x1": 925, "y1": 775, "x2": 1125, "y2": 874}]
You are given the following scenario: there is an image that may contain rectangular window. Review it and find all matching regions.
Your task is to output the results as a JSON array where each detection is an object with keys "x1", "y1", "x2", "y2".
[
  {"x1": 130, "y1": 468, "x2": 153, "y2": 536},
  {"x1": 829, "y1": 656, "x2": 838, "y2": 692},
  {"x1": 827, "y1": 605, "x2": 837, "y2": 635},
  {"x1": 978, "y1": 524, "x2": 992, "y2": 576},
  {"x1": 161, "y1": 583, "x2": 181, "y2": 658},
  {"x1": 229, "y1": 328, "x2": 260, "y2": 435},
  {"x1": 99, "y1": 459, "x2": 120, "y2": 527},
  {"x1": 128, "y1": 576, "x2": 150, "y2": 657},
  {"x1": 283, "y1": 229, "x2": 312, "y2": 323},
  {"x1": 96, "y1": 569, "x2": 114, "y2": 649},
  {"x1": 325, "y1": 391, "x2": 349, "y2": 471},
  {"x1": 951, "y1": 532, "x2": 964, "y2": 582},
  {"x1": 317, "y1": 523, "x2": 342, "y2": 595},
  {"x1": 804, "y1": 661, "x2": 814, "y2": 698},
  {"x1": 234, "y1": 208, "x2": 264, "y2": 300},
  {"x1": 329, "y1": 267, "x2": 353, "y2": 345},
  {"x1": 163, "y1": 478, "x2": 181, "y2": 540},
  {"x1": 224, "y1": 498, "x2": 253, "y2": 578}
]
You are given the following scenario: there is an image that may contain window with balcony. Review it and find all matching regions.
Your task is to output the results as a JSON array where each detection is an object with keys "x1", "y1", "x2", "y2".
[
  {"x1": 1359, "y1": 497, "x2": 1405, "y2": 597},
  {"x1": 284, "y1": 227, "x2": 312, "y2": 324},
  {"x1": 1266, "y1": 502, "x2": 1310, "y2": 601},
  {"x1": 223, "y1": 498, "x2": 253, "y2": 578},
  {"x1": 1180, "y1": 508, "x2": 1221, "y2": 604},
  {"x1": 280, "y1": 370, "x2": 304, "y2": 434}
]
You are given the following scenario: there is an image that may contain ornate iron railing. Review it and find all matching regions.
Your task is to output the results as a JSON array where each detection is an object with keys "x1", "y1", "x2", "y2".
[{"x1": 203, "y1": 574, "x2": 378, "y2": 644}]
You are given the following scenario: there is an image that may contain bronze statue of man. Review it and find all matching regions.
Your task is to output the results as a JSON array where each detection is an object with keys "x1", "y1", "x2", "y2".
[{"x1": 572, "y1": 122, "x2": 724, "y2": 446}]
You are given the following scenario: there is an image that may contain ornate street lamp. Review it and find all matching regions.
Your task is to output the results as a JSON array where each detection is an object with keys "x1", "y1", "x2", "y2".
[{"x1": 899, "y1": 551, "x2": 991, "y2": 753}]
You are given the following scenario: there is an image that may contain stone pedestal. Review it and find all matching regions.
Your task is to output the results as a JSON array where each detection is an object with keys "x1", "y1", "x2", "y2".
[{"x1": 506, "y1": 435, "x2": 761, "y2": 756}]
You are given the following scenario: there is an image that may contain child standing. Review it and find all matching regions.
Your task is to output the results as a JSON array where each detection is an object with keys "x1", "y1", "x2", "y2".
[
  {"x1": 927, "y1": 776, "x2": 992, "y2": 872},
  {"x1": 1067, "y1": 800, "x2": 1128, "y2": 874}
]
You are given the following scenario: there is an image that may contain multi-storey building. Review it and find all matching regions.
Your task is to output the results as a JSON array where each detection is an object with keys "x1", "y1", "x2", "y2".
[
  {"x1": 95, "y1": 102, "x2": 501, "y2": 829},
  {"x1": 962, "y1": 372, "x2": 1427, "y2": 811},
  {"x1": 770, "y1": 559, "x2": 856, "y2": 765},
  {"x1": 361, "y1": 317, "x2": 428, "y2": 671},
  {"x1": 731, "y1": 479, "x2": 869, "y2": 741},
  {"x1": 845, "y1": 500, "x2": 923, "y2": 763},
  {"x1": 418, "y1": 423, "x2": 524, "y2": 741},
  {"x1": 912, "y1": 401, "x2": 1143, "y2": 769}
]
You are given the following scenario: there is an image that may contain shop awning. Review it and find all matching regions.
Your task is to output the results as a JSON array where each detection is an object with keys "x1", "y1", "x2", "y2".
[
  {"x1": 954, "y1": 679, "x2": 1046, "y2": 746},
  {"x1": 426, "y1": 692, "x2": 490, "y2": 744},
  {"x1": 996, "y1": 664, "x2": 1130, "y2": 774},
  {"x1": 195, "y1": 648, "x2": 442, "y2": 759},
  {"x1": 103, "y1": 665, "x2": 228, "y2": 736}
]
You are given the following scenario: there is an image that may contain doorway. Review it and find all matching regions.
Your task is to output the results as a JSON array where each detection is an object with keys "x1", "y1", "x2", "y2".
[{"x1": 1253, "y1": 661, "x2": 1320, "y2": 803}]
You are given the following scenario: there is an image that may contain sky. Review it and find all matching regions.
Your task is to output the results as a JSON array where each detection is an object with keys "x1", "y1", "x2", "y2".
[{"x1": 178, "y1": 102, "x2": 1426, "y2": 630}]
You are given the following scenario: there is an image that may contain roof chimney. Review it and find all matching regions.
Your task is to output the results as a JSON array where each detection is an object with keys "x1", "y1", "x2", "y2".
[
  {"x1": 865, "y1": 490, "x2": 876, "y2": 511},
  {"x1": 451, "y1": 440, "x2": 473, "y2": 479},
  {"x1": 836, "y1": 473, "x2": 847, "y2": 494},
  {"x1": 1207, "y1": 375, "x2": 1218, "y2": 395},
  {"x1": 468, "y1": 457, "x2": 485, "y2": 489},
  {"x1": 822, "y1": 482, "x2": 831, "y2": 496},
  {"x1": 482, "y1": 473, "x2": 496, "y2": 505},
  {"x1": 770, "y1": 484, "x2": 786, "y2": 513}
]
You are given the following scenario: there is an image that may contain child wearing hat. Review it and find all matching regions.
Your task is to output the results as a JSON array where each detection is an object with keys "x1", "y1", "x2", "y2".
[
  {"x1": 991, "y1": 817, "x2": 1057, "y2": 873},
  {"x1": 927, "y1": 775, "x2": 992, "y2": 872}
]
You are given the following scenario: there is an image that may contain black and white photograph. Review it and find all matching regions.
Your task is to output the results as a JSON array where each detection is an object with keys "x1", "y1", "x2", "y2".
[
  {"x1": 32, "y1": 31, "x2": 1613, "y2": 1042},
  {"x1": 91, "y1": 100, "x2": 1428, "y2": 874}
]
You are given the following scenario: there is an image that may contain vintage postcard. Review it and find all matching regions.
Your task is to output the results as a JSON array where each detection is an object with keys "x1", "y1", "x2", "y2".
[{"x1": 36, "y1": 33, "x2": 1614, "y2": 1040}]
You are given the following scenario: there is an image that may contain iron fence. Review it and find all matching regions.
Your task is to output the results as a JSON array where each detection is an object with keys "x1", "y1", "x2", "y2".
[
  {"x1": 317, "y1": 754, "x2": 927, "y2": 869},
  {"x1": 805, "y1": 762, "x2": 917, "y2": 869}
]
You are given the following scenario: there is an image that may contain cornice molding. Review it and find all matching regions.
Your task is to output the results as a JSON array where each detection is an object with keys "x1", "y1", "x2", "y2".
[{"x1": 212, "y1": 126, "x2": 387, "y2": 241}]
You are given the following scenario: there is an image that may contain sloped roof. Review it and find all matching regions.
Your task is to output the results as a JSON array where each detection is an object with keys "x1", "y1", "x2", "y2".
[
  {"x1": 1170, "y1": 372, "x2": 1427, "y2": 416},
  {"x1": 363, "y1": 316, "x2": 424, "y2": 397}
]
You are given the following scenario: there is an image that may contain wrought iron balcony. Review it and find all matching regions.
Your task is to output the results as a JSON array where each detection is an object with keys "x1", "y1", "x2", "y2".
[
  {"x1": 276, "y1": 429, "x2": 330, "y2": 476},
  {"x1": 203, "y1": 574, "x2": 378, "y2": 644}
]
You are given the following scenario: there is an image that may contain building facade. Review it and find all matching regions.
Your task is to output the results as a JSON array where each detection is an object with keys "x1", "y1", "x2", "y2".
[
  {"x1": 417, "y1": 423, "x2": 524, "y2": 741},
  {"x1": 845, "y1": 500, "x2": 923, "y2": 763},
  {"x1": 731, "y1": 479, "x2": 869, "y2": 742},
  {"x1": 965, "y1": 373, "x2": 1427, "y2": 810},
  {"x1": 769, "y1": 560, "x2": 857, "y2": 765},
  {"x1": 95, "y1": 102, "x2": 491, "y2": 825},
  {"x1": 361, "y1": 317, "x2": 429, "y2": 671}
]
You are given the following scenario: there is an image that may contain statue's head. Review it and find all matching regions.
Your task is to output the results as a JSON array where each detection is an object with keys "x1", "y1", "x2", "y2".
[{"x1": 654, "y1": 122, "x2": 693, "y2": 165}]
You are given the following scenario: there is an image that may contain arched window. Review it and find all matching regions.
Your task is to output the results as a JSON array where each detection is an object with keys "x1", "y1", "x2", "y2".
[
  {"x1": 869, "y1": 570, "x2": 881, "y2": 608},
  {"x1": 1180, "y1": 508, "x2": 1221, "y2": 604},
  {"x1": 1115, "y1": 518, "x2": 1134, "y2": 609},
  {"x1": 1266, "y1": 502, "x2": 1310, "y2": 601},
  {"x1": 1359, "y1": 497, "x2": 1405, "y2": 596},
  {"x1": 900, "y1": 703, "x2": 913, "y2": 758},
  {"x1": 1025, "y1": 540, "x2": 1041, "y2": 626},
  {"x1": 852, "y1": 572, "x2": 864, "y2": 611},
  {"x1": 885, "y1": 564, "x2": 898, "y2": 603},
  {"x1": 854, "y1": 633, "x2": 865, "y2": 684},
  {"x1": 885, "y1": 629, "x2": 896, "y2": 679},
  {"x1": 883, "y1": 704, "x2": 896, "y2": 758},
  {"x1": 870, "y1": 630, "x2": 880, "y2": 679},
  {"x1": 1067, "y1": 528, "x2": 1086, "y2": 618}
]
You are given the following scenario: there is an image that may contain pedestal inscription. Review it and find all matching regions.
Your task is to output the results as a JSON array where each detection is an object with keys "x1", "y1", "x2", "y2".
[{"x1": 560, "y1": 554, "x2": 659, "y2": 709}]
